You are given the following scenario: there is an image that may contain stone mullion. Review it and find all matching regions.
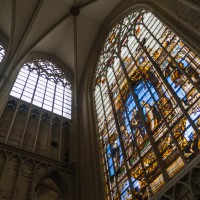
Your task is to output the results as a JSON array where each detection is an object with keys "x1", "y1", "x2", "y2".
[
  {"x1": 110, "y1": 65, "x2": 153, "y2": 196},
  {"x1": 27, "y1": 79, "x2": 48, "y2": 151},
  {"x1": 127, "y1": 47, "x2": 187, "y2": 165},
  {"x1": 98, "y1": 84, "x2": 120, "y2": 199},
  {"x1": 180, "y1": 50, "x2": 200, "y2": 77},
  {"x1": 47, "y1": 83, "x2": 57, "y2": 157},
  {"x1": 170, "y1": 97, "x2": 199, "y2": 132},
  {"x1": 105, "y1": 76, "x2": 136, "y2": 200},
  {"x1": 141, "y1": 22, "x2": 200, "y2": 94},
  {"x1": 12, "y1": 159, "x2": 23, "y2": 200},
  {"x1": 0, "y1": 153, "x2": 8, "y2": 182},
  {"x1": 20, "y1": 72, "x2": 41, "y2": 149},
  {"x1": 28, "y1": 164, "x2": 41, "y2": 200},
  {"x1": 95, "y1": 91, "x2": 112, "y2": 198},
  {"x1": 134, "y1": 37, "x2": 200, "y2": 137},
  {"x1": 58, "y1": 86, "x2": 65, "y2": 161},
  {"x1": 117, "y1": 54, "x2": 170, "y2": 183},
  {"x1": 101, "y1": 140, "x2": 113, "y2": 200},
  {"x1": 5, "y1": 70, "x2": 31, "y2": 143},
  {"x1": 184, "y1": 51, "x2": 200, "y2": 73}
]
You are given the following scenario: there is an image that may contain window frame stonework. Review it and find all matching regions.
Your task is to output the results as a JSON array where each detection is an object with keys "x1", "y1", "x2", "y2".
[
  {"x1": 0, "y1": 54, "x2": 73, "y2": 162},
  {"x1": 10, "y1": 58, "x2": 72, "y2": 119}
]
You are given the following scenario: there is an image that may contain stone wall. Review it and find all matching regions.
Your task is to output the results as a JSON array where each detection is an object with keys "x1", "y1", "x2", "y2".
[
  {"x1": 0, "y1": 144, "x2": 75, "y2": 200},
  {"x1": 0, "y1": 96, "x2": 70, "y2": 162}
]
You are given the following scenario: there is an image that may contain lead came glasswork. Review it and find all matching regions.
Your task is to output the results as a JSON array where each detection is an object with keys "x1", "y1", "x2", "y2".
[
  {"x1": 10, "y1": 59, "x2": 72, "y2": 119},
  {"x1": 94, "y1": 10, "x2": 200, "y2": 199}
]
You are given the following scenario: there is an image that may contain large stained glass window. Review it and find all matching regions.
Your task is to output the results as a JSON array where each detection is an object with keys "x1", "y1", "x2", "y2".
[{"x1": 94, "y1": 10, "x2": 200, "y2": 199}]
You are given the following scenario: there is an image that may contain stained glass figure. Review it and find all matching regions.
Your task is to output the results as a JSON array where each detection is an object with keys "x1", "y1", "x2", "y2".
[{"x1": 94, "y1": 9, "x2": 200, "y2": 199}]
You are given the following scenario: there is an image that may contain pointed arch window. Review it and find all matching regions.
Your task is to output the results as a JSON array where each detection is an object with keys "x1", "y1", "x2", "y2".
[
  {"x1": 94, "y1": 9, "x2": 200, "y2": 199},
  {"x1": 0, "y1": 58, "x2": 72, "y2": 161},
  {"x1": 10, "y1": 59, "x2": 72, "y2": 119}
]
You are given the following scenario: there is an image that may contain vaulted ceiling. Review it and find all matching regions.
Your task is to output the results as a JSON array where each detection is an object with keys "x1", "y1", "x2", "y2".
[{"x1": 0, "y1": 0, "x2": 121, "y2": 83}]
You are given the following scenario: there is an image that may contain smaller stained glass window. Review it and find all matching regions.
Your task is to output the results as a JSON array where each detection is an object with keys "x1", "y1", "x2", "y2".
[{"x1": 10, "y1": 59, "x2": 72, "y2": 119}]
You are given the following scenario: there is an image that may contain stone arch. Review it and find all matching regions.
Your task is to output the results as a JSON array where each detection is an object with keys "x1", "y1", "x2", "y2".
[
  {"x1": 30, "y1": 168, "x2": 75, "y2": 200},
  {"x1": 11, "y1": 52, "x2": 73, "y2": 93},
  {"x1": 26, "y1": 52, "x2": 74, "y2": 84},
  {"x1": 36, "y1": 162, "x2": 51, "y2": 173},
  {"x1": 16, "y1": 159, "x2": 36, "y2": 200},
  {"x1": 84, "y1": 0, "x2": 200, "y2": 92},
  {"x1": 22, "y1": 158, "x2": 36, "y2": 177},
  {"x1": 7, "y1": 52, "x2": 73, "y2": 93},
  {"x1": 0, "y1": 154, "x2": 22, "y2": 199},
  {"x1": 0, "y1": 149, "x2": 8, "y2": 179},
  {"x1": 189, "y1": 167, "x2": 200, "y2": 196},
  {"x1": 173, "y1": 181, "x2": 192, "y2": 199},
  {"x1": 0, "y1": 51, "x2": 73, "y2": 116}
]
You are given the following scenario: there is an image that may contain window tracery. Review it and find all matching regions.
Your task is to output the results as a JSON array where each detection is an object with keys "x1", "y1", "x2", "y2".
[
  {"x1": 10, "y1": 59, "x2": 72, "y2": 119},
  {"x1": 0, "y1": 58, "x2": 71, "y2": 160},
  {"x1": 94, "y1": 9, "x2": 200, "y2": 199}
]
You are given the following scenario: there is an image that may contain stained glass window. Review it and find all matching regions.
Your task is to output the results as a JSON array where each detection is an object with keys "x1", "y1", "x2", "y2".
[
  {"x1": 0, "y1": 43, "x2": 5, "y2": 62},
  {"x1": 94, "y1": 10, "x2": 200, "y2": 199},
  {"x1": 10, "y1": 59, "x2": 72, "y2": 119}
]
